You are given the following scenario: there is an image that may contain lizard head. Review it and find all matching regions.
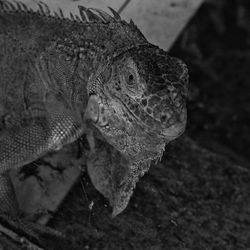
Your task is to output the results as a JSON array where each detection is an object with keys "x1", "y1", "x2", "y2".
[
  {"x1": 85, "y1": 45, "x2": 188, "y2": 163},
  {"x1": 85, "y1": 45, "x2": 188, "y2": 215}
]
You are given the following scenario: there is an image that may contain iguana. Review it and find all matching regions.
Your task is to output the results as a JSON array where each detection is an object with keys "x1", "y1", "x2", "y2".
[{"x1": 0, "y1": 0, "x2": 188, "y2": 248}]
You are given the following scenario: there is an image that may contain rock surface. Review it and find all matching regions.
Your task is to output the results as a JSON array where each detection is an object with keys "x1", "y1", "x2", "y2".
[{"x1": 49, "y1": 136, "x2": 250, "y2": 250}]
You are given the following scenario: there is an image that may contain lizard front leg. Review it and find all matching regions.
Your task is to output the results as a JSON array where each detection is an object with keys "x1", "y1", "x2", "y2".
[{"x1": 0, "y1": 114, "x2": 83, "y2": 249}]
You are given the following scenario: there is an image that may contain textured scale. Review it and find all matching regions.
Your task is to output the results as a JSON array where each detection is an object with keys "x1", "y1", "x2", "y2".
[{"x1": 0, "y1": 0, "x2": 188, "y2": 237}]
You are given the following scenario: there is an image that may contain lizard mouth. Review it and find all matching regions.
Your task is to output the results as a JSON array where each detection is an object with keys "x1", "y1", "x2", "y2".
[
  {"x1": 159, "y1": 106, "x2": 187, "y2": 141},
  {"x1": 160, "y1": 122, "x2": 186, "y2": 140}
]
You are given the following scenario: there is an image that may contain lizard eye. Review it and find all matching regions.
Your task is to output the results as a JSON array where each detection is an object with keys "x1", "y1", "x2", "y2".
[
  {"x1": 126, "y1": 72, "x2": 136, "y2": 85},
  {"x1": 118, "y1": 58, "x2": 143, "y2": 97},
  {"x1": 124, "y1": 69, "x2": 138, "y2": 91}
]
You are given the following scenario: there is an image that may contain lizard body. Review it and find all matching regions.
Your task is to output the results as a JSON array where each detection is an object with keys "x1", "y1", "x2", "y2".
[{"x1": 0, "y1": 1, "x2": 188, "y2": 246}]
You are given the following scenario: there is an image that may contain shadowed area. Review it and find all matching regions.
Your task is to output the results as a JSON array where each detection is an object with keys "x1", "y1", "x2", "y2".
[{"x1": 49, "y1": 136, "x2": 250, "y2": 250}]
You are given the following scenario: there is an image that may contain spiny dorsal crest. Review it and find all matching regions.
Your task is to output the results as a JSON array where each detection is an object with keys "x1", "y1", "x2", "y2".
[
  {"x1": 1, "y1": 0, "x2": 124, "y2": 24},
  {"x1": 0, "y1": 0, "x2": 146, "y2": 42}
]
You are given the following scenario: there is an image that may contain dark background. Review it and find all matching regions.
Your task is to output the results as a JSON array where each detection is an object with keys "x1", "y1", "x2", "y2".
[{"x1": 171, "y1": 0, "x2": 250, "y2": 166}]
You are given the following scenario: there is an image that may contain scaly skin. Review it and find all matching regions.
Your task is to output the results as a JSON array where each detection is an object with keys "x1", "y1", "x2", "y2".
[{"x1": 0, "y1": 0, "x2": 188, "y2": 245}]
